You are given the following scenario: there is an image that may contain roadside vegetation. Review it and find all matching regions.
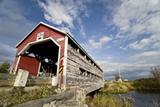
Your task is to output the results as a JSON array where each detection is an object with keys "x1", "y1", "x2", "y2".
[
  {"x1": 0, "y1": 86, "x2": 56, "y2": 107},
  {"x1": 103, "y1": 66, "x2": 160, "y2": 93},
  {"x1": 102, "y1": 81, "x2": 134, "y2": 94},
  {"x1": 132, "y1": 78, "x2": 160, "y2": 92},
  {"x1": 0, "y1": 60, "x2": 56, "y2": 107},
  {"x1": 0, "y1": 60, "x2": 10, "y2": 73},
  {"x1": 86, "y1": 66, "x2": 160, "y2": 107},
  {"x1": 86, "y1": 90, "x2": 133, "y2": 107},
  {"x1": 133, "y1": 66, "x2": 160, "y2": 92}
]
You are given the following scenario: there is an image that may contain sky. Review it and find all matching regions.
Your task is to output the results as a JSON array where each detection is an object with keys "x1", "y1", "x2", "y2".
[{"x1": 0, "y1": 0, "x2": 160, "y2": 80}]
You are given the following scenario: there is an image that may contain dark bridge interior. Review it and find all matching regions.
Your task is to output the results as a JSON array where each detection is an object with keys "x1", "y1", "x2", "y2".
[{"x1": 22, "y1": 39, "x2": 59, "y2": 76}]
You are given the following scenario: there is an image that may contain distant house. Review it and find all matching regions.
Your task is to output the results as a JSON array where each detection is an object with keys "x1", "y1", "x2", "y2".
[{"x1": 11, "y1": 22, "x2": 103, "y2": 90}]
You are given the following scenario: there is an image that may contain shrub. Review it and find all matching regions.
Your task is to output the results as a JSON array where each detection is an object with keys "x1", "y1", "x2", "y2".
[
  {"x1": 150, "y1": 66, "x2": 160, "y2": 81},
  {"x1": 0, "y1": 86, "x2": 56, "y2": 106},
  {"x1": 86, "y1": 93, "x2": 133, "y2": 107},
  {"x1": 102, "y1": 82, "x2": 134, "y2": 94},
  {"x1": 0, "y1": 60, "x2": 10, "y2": 73}
]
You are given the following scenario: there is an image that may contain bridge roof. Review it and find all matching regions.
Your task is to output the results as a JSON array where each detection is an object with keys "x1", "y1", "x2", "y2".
[{"x1": 16, "y1": 22, "x2": 103, "y2": 72}]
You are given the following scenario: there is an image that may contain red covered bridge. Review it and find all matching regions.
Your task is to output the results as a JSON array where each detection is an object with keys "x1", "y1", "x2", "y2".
[{"x1": 11, "y1": 22, "x2": 104, "y2": 92}]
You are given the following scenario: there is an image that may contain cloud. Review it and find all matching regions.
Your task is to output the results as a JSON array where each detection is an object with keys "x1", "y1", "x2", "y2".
[
  {"x1": 0, "y1": 0, "x2": 35, "y2": 43},
  {"x1": 97, "y1": 60, "x2": 154, "y2": 80},
  {"x1": 113, "y1": 0, "x2": 160, "y2": 49},
  {"x1": 88, "y1": 36, "x2": 112, "y2": 49},
  {"x1": 101, "y1": 0, "x2": 160, "y2": 79},
  {"x1": 128, "y1": 34, "x2": 160, "y2": 50},
  {"x1": 98, "y1": 60, "x2": 154, "y2": 72},
  {"x1": 0, "y1": 0, "x2": 35, "y2": 62},
  {"x1": 77, "y1": 18, "x2": 86, "y2": 37},
  {"x1": 38, "y1": 0, "x2": 88, "y2": 35},
  {"x1": 0, "y1": 43, "x2": 16, "y2": 63},
  {"x1": 131, "y1": 51, "x2": 160, "y2": 64}
]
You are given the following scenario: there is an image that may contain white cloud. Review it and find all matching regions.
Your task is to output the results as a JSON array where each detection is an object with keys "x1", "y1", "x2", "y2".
[
  {"x1": 77, "y1": 18, "x2": 86, "y2": 37},
  {"x1": 98, "y1": 60, "x2": 154, "y2": 72},
  {"x1": 38, "y1": 0, "x2": 88, "y2": 35},
  {"x1": 38, "y1": 0, "x2": 73, "y2": 27},
  {"x1": 129, "y1": 34, "x2": 160, "y2": 50},
  {"x1": 133, "y1": 51, "x2": 160, "y2": 59},
  {"x1": 0, "y1": 0, "x2": 35, "y2": 39},
  {"x1": 128, "y1": 39, "x2": 149, "y2": 50},
  {"x1": 97, "y1": 59, "x2": 155, "y2": 79},
  {"x1": 0, "y1": 42, "x2": 16, "y2": 62},
  {"x1": 88, "y1": 36, "x2": 112, "y2": 49},
  {"x1": 113, "y1": 0, "x2": 160, "y2": 49},
  {"x1": 0, "y1": 0, "x2": 35, "y2": 62},
  {"x1": 131, "y1": 51, "x2": 160, "y2": 64}
]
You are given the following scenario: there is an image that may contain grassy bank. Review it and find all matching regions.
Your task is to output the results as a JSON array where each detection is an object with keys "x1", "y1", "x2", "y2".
[
  {"x1": 133, "y1": 78, "x2": 160, "y2": 92},
  {"x1": 86, "y1": 81, "x2": 134, "y2": 107},
  {"x1": 0, "y1": 86, "x2": 56, "y2": 107},
  {"x1": 103, "y1": 78, "x2": 160, "y2": 94},
  {"x1": 86, "y1": 91, "x2": 133, "y2": 107},
  {"x1": 102, "y1": 81, "x2": 134, "y2": 94},
  {"x1": 86, "y1": 78, "x2": 160, "y2": 107}
]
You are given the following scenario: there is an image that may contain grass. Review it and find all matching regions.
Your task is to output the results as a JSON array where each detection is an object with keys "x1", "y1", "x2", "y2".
[
  {"x1": 102, "y1": 81, "x2": 134, "y2": 94},
  {"x1": 103, "y1": 79, "x2": 160, "y2": 94},
  {"x1": 0, "y1": 86, "x2": 56, "y2": 107},
  {"x1": 86, "y1": 81, "x2": 134, "y2": 107},
  {"x1": 86, "y1": 93, "x2": 133, "y2": 107},
  {"x1": 86, "y1": 79, "x2": 160, "y2": 107},
  {"x1": 132, "y1": 78, "x2": 160, "y2": 92}
]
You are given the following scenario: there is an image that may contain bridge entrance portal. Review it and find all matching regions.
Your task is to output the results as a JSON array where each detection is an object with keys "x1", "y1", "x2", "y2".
[{"x1": 17, "y1": 38, "x2": 60, "y2": 77}]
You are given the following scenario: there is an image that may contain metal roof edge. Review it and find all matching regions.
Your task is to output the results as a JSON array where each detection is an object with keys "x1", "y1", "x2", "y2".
[
  {"x1": 16, "y1": 22, "x2": 67, "y2": 48},
  {"x1": 66, "y1": 33, "x2": 103, "y2": 72},
  {"x1": 16, "y1": 22, "x2": 103, "y2": 72}
]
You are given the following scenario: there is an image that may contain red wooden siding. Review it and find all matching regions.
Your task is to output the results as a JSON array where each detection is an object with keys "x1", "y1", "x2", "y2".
[
  {"x1": 12, "y1": 23, "x2": 66, "y2": 89},
  {"x1": 17, "y1": 24, "x2": 65, "y2": 57},
  {"x1": 17, "y1": 56, "x2": 40, "y2": 76}
]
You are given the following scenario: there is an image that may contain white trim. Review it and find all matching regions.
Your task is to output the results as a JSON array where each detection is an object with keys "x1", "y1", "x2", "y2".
[
  {"x1": 55, "y1": 44, "x2": 61, "y2": 86},
  {"x1": 18, "y1": 37, "x2": 60, "y2": 55},
  {"x1": 36, "y1": 32, "x2": 44, "y2": 41},
  {"x1": 37, "y1": 62, "x2": 41, "y2": 77},
  {"x1": 62, "y1": 36, "x2": 68, "y2": 90},
  {"x1": 14, "y1": 56, "x2": 21, "y2": 74},
  {"x1": 16, "y1": 21, "x2": 103, "y2": 72},
  {"x1": 56, "y1": 46, "x2": 61, "y2": 76},
  {"x1": 17, "y1": 37, "x2": 61, "y2": 85},
  {"x1": 16, "y1": 22, "x2": 66, "y2": 47},
  {"x1": 56, "y1": 37, "x2": 65, "y2": 42},
  {"x1": 16, "y1": 23, "x2": 42, "y2": 47},
  {"x1": 40, "y1": 22, "x2": 66, "y2": 34}
]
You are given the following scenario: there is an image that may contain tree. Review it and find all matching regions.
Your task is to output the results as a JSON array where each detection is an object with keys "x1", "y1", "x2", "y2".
[
  {"x1": 0, "y1": 60, "x2": 10, "y2": 73},
  {"x1": 114, "y1": 74, "x2": 120, "y2": 81},
  {"x1": 150, "y1": 66, "x2": 160, "y2": 80}
]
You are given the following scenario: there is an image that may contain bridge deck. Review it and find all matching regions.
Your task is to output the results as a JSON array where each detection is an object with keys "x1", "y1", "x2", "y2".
[{"x1": 80, "y1": 83, "x2": 104, "y2": 94}]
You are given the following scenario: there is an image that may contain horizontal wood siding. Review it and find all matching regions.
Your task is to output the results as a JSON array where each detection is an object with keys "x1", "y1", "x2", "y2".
[{"x1": 66, "y1": 43, "x2": 103, "y2": 88}]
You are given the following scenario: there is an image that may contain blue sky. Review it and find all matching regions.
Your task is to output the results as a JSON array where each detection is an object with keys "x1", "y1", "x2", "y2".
[{"x1": 0, "y1": 0, "x2": 160, "y2": 80}]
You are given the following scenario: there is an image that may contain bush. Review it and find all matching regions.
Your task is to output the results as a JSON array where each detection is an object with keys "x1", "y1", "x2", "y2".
[
  {"x1": 133, "y1": 78, "x2": 160, "y2": 91},
  {"x1": 0, "y1": 86, "x2": 56, "y2": 106},
  {"x1": 151, "y1": 66, "x2": 160, "y2": 80},
  {"x1": 86, "y1": 93, "x2": 133, "y2": 107},
  {"x1": 102, "y1": 82, "x2": 134, "y2": 94},
  {"x1": 0, "y1": 60, "x2": 10, "y2": 73}
]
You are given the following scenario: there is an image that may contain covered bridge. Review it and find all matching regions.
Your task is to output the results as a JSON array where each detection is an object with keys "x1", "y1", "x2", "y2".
[{"x1": 11, "y1": 22, "x2": 104, "y2": 92}]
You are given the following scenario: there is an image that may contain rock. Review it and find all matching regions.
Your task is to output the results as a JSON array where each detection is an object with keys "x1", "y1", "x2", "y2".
[
  {"x1": 84, "y1": 104, "x2": 88, "y2": 107},
  {"x1": 50, "y1": 101, "x2": 56, "y2": 107},
  {"x1": 43, "y1": 103, "x2": 50, "y2": 107}
]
